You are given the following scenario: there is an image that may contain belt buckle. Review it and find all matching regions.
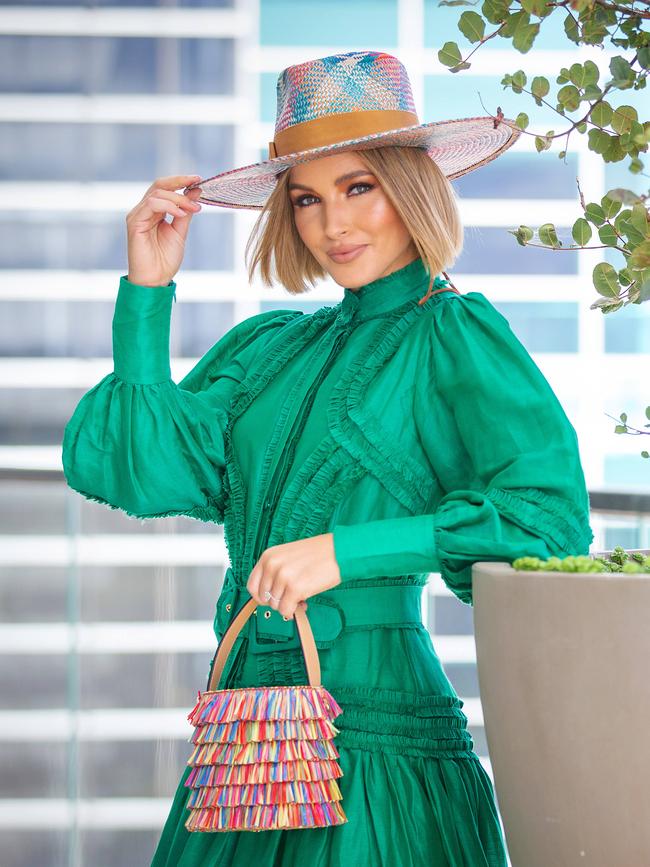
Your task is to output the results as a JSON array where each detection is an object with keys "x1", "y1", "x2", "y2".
[
  {"x1": 217, "y1": 576, "x2": 345, "y2": 654},
  {"x1": 250, "y1": 603, "x2": 302, "y2": 654}
]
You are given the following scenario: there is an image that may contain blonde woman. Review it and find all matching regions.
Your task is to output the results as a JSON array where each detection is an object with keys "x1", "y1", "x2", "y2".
[{"x1": 62, "y1": 51, "x2": 593, "y2": 867}]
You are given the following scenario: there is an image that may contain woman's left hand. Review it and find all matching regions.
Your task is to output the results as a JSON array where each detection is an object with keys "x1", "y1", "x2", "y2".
[{"x1": 246, "y1": 532, "x2": 342, "y2": 620}]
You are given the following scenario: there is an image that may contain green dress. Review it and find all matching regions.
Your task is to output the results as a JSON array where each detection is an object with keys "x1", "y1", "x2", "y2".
[{"x1": 61, "y1": 255, "x2": 594, "y2": 866}]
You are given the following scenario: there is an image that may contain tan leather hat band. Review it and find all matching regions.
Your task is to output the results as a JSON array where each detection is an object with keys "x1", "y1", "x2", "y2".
[{"x1": 268, "y1": 109, "x2": 420, "y2": 159}]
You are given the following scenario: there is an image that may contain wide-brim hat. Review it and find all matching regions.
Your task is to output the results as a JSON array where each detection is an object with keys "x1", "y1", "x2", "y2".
[{"x1": 184, "y1": 50, "x2": 522, "y2": 210}]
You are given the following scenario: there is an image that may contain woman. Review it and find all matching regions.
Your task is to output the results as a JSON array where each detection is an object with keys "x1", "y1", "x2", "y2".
[{"x1": 62, "y1": 51, "x2": 594, "y2": 866}]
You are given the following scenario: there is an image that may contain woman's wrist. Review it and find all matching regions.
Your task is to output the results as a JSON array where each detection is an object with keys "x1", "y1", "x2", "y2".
[{"x1": 126, "y1": 274, "x2": 174, "y2": 288}]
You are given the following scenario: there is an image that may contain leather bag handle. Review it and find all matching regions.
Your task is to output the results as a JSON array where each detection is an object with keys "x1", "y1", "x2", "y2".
[{"x1": 207, "y1": 596, "x2": 321, "y2": 691}]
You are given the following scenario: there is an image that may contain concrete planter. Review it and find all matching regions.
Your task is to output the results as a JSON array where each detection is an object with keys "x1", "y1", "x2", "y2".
[{"x1": 472, "y1": 551, "x2": 650, "y2": 867}]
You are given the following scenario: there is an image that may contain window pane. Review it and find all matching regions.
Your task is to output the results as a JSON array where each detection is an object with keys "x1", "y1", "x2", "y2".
[
  {"x1": 260, "y1": 0, "x2": 397, "y2": 46},
  {"x1": 453, "y1": 152, "x2": 579, "y2": 199},
  {"x1": 604, "y1": 302, "x2": 650, "y2": 353},
  {"x1": 493, "y1": 301, "x2": 579, "y2": 353},
  {"x1": 0, "y1": 211, "x2": 233, "y2": 270},
  {"x1": 0, "y1": 36, "x2": 234, "y2": 95},
  {"x1": 454, "y1": 227, "x2": 578, "y2": 275},
  {"x1": 1, "y1": 123, "x2": 234, "y2": 182},
  {"x1": 0, "y1": 299, "x2": 235, "y2": 358}
]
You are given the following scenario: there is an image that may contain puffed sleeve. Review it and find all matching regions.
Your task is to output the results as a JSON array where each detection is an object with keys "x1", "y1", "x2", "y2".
[
  {"x1": 61, "y1": 275, "x2": 300, "y2": 522},
  {"x1": 331, "y1": 291, "x2": 594, "y2": 603}
]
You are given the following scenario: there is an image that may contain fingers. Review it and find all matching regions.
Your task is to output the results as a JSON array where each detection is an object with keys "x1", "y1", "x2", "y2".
[
  {"x1": 137, "y1": 188, "x2": 201, "y2": 220},
  {"x1": 166, "y1": 187, "x2": 203, "y2": 243},
  {"x1": 127, "y1": 176, "x2": 203, "y2": 225},
  {"x1": 143, "y1": 175, "x2": 202, "y2": 197},
  {"x1": 246, "y1": 559, "x2": 306, "y2": 620}
]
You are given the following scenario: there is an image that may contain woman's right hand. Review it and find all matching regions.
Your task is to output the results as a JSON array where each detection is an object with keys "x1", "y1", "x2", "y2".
[{"x1": 126, "y1": 174, "x2": 204, "y2": 288}]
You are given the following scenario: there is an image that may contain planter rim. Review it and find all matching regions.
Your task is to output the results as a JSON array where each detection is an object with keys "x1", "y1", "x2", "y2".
[{"x1": 472, "y1": 551, "x2": 650, "y2": 581}]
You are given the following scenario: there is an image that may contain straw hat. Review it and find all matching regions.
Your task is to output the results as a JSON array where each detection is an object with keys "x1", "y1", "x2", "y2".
[{"x1": 184, "y1": 49, "x2": 521, "y2": 210}]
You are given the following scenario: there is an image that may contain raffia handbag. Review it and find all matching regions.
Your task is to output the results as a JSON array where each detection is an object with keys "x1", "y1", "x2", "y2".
[{"x1": 183, "y1": 595, "x2": 348, "y2": 832}]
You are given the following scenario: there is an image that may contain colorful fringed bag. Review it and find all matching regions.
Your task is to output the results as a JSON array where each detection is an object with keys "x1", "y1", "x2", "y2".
[{"x1": 183, "y1": 595, "x2": 348, "y2": 832}]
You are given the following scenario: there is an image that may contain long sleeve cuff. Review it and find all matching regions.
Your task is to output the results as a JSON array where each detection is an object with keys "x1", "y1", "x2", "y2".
[
  {"x1": 112, "y1": 275, "x2": 177, "y2": 384},
  {"x1": 332, "y1": 513, "x2": 439, "y2": 582}
]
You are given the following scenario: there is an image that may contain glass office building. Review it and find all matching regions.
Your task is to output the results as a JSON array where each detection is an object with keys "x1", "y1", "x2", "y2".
[{"x1": 1, "y1": 0, "x2": 648, "y2": 864}]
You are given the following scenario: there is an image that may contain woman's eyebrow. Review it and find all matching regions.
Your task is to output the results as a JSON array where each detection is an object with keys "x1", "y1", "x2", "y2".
[{"x1": 288, "y1": 170, "x2": 373, "y2": 193}]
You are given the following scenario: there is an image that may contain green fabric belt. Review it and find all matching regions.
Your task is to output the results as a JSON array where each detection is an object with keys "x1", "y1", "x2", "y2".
[{"x1": 214, "y1": 567, "x2": 424, "y2": 655}]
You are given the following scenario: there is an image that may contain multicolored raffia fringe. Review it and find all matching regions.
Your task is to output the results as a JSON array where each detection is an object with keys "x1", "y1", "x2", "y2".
[{"x1": 184, "y1": 684, "x2": 348, "y2": 832}]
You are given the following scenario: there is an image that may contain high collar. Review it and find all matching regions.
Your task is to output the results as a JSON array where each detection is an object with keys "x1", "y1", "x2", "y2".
[{"x1": 337, "y1": 256, "x2": 449, "y2": 325}]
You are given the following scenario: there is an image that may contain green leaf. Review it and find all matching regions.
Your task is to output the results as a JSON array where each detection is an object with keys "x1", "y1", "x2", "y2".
[
  {"x1": 538, "y1": 223, "x2": 561, "y2": 247},
  {"x1": 588, "y1": 128, "x2": 614, "y2": 155},
  {"x1": 597, "y1": 224, "x2": 618, "y2": 246},
  {"x1": 611, "y1": 105, "x2": 638, "y2": 135},
  {"x1": 564, "y1": 13, "x2": 579, "y2": 44},
  {"x1": 481, "y1": 0, "x2": 510, "y2": 25},
  {"x1": 449, "y1": 61, "x2": 472, "y2": 72},
  {"x1": 620, "y1": 412, "x2": 628, "y2": 423},
  {"x1": 568, "y1": 62, "x2": 586, "y2": 88},
  {"x1": 513, "y1": 21, "x2": 540, "y2": 53},
  {"x1": 500, "y1": 10, "x2": 529, "y2": 37},
  {"x1": 583, "y1": 84, "x2": 603, "y2": 101},
  {"x1": 520, "y1": 0, "x2": 549, "y2": 16},
  {"x1": 629, "y1": 203, "x2": 649, "y2": 240},
  {"x1": 607, "y1": 188, "x2": 643, "y2": 206},
  {"x1": 608, "y1": 56, "x2": 635, "y2": 88},
  {"x1": 558, "y1": 83, "x2": 581, "y2": 111},
  {"x1": 618, "y1": 267, "x2": 632, "y2": 286},
  {"x1": 600, "y1": 194, "x2": 621, "y2": 219},
  {"x1": 572, "y1": 218, "x2": 592, "y2": 245},
  {"x1": 512, "y1": 225, "x2": 534, "y2": 245},
  {"x1": 583, "y1": 59, "x2": 600, "y2": 86},
  {"x1": 639, "y1": 274, "x2": 650, "y2": 302},
  {"x1": 515, "y1": 112, "x2": 529, "y2": 129},
  {"x1": 629, "y1": 241, "x2": 650, "y2": 270},
  {"x1": 589, "y1": 101, "x2": 613, "y2": 128},
  {"x1": 439, "y1": 42, "x2": 462, "y2": 67},
  {"x1": 585, "y1": 203, "x2": 606, "y2": 225},
  {"x1": 531, "y1": 76, "x2": 550, "y2": 101},
  {"x1": 593, "y1": 261, "x2": 620, "y2": 298},
  {"x1": 459, "y1": 11, "x2": 486, "y2": 43}
]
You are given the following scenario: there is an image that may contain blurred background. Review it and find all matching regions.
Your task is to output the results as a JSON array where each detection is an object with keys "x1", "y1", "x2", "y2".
[{"x1": 1, "y1": 0, "x2": 649, "y2": 865}]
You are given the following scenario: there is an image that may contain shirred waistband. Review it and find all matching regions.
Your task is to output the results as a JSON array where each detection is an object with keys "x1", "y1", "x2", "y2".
[{"x1": 214, "y1": 567, "x2": 425, "y2": 655}]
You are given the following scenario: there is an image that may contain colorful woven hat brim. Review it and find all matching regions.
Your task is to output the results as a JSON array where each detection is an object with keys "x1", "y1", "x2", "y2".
[
  {"x1": 183, "y1": 49, "x2": 521, "y2": 209},
  {"x1": 187, "y1": 115, "x2": 520, "y2": 211}
]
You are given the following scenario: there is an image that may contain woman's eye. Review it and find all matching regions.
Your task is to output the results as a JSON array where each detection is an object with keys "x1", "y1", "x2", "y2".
[{"x1": 293, "y1": 182, "x2": 374, "y2": 208}]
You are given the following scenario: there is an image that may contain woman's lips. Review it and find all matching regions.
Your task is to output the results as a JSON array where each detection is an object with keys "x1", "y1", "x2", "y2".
[{"x1": 329, "y1": 245, "x2": 368, "y2": 263}]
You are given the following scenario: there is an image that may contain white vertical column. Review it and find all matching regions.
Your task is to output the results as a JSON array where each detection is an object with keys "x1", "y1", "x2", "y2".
[{"x1": 233, "y1": 0, "x2": 263, "y2": 323}]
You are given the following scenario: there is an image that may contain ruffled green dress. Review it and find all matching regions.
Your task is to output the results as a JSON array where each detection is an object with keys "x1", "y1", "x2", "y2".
[{"x1": 61, "y1": 255, "x2": 594, "y2": 866}]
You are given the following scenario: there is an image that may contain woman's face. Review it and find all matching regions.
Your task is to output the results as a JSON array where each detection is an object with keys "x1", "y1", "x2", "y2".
[{"x1": 287, "y1": 150, "x2": 418, "y2": 290}]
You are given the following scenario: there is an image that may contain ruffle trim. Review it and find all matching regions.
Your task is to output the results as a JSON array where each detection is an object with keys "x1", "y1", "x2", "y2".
[
  {"x1": 335, "y1": 729, "x2": 474, "y2": 758},
  {"x1": 331, "y1": 687, "x2": 474, "y2": 757},
  {"x1": 64, "y1": 482, "x2": 223, "y2": 524},
  {"x1": 329, "y1": 685, "x2": 466, "y2": 715},
  {"x1": 272, "y1": 441, "x2": 356, "y2": 544},
  {"x1": 327, "y1": 300, "x2": 436, "y2": 514},
  {"x1": 486, "y1": 486, "x2": 594, "y2": 554},
  {"x1": 222, "y1": 309, "x2": 335, "y2": 576}
]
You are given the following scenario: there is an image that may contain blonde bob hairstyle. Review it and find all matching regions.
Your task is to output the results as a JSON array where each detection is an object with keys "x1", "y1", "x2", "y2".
[{"x1": 245, "y1": 144, "x2": 464, "y2": 298}]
